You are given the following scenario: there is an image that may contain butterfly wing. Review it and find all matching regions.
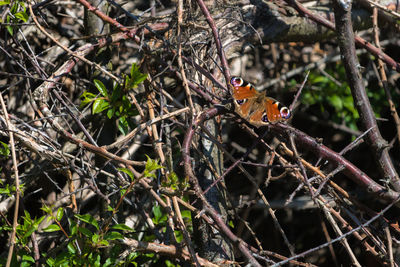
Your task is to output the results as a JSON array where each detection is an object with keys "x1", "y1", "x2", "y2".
[
  {"x1": 264, "y1": 97, "x2": 291, "y2": 123},
  {"x1": 230, "y1": 77, "x2": 259, "y2": 100}
]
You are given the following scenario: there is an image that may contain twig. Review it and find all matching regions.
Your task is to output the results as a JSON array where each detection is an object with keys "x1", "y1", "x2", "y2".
[
  {"x1": 1, "y1": 94, "x2": 21, "y2": 267},
  {"x1": 367, "y1": 0, "x2": 400, "y2": 19},
  {"x1": 177, "y1": 0, "x2": 195, "y2": 114},
  {"x1": 372, "y1": 7, "x2": 400, "y2": 146},
  {"x1": 318, "y1": 199, "x2": 361, "y2": 266},
  {"x1": 289, "y1": 70, "x2": 309, "y2": 112},
  {"x1": 195, "y1": 0, "x2": 231, "y2": 87}
]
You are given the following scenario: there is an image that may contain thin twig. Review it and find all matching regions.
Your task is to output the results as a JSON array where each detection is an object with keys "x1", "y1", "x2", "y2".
[
  {"x1": 372, "y1": 7, "x2": 400, "y2": 146},
  {"x1": 195, "y1": 0, "x2": 231, "y2": 87},
  {"x1": 1, "y1": 94, "x2": 21, "y2": 267}
]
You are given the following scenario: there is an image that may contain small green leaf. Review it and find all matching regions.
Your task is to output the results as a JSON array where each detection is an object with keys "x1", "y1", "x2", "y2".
[
  {"x1": 127, "y1": 63, "x2": 147, "y2": 89},
  {"x1": 117, "y1": 116, "x2": 129, "y2": 135},
  {"x1": 42, "y1": 224, "x2": 61, "y2": 232},
  {"x1": 91, "y1": 233, "x2": 100, "y2": 243},
  {"x1": 111, "y1": 85, "x2": 122, "y2": 102},
  {"x1": 144, "y1": 155, "x2": 163, "y2": 178},
  {"x1": 0, "y1": 141, "x2": 10, "y2": 157},
  {"x1": 23, "y1": 225, "x2": 36, "y2": 238},
  {"x1": 75, "y1": 214, "x2": 99, "y2": 230},
  {"x1": 6, "y1": 25, "x2": 13, "y2": 35},
  {"x1": 69, "y1": 219, "x2": 77, "y2": 236},
  {"x1": 67, "y1": 242, "x2": 76, "y2": 254},
  {"x1": 94, "y1": 79, "x2": 108, "y2": 97},
  {"x1": 98, "y1": 239, "x2": 109, "y2": 246},
  {"x1": 14, "y1": 11, "x2": 28, "y2": 22},
  {"x1": 111, "y1": 224, "x2": 134, "y2": 231},
  {"x1": 41, "y1": 205, "x2": 52, "y2": 215},
  {"x1": 56, "y1": 207, "x2": 64, "y2": 221},
  {"x1": 0, "y1": 0, "x2": 11, "y2": 5},
  {"x1": 328, "y1": 95, "x2": 343, "y2": 110},
  {"x1": 181, "y1": 210, "x2": 191, "y2": 219},
  {"x1": 117, "y1": 168, "x2": 134, "y2": 181},
  {"x1": 106, "y1": 108, "x2": 114, "y2": 119},
  {"x1": 104, "y1": 231, "x2": 124, "y2": 240},
  {"x1": 107, "y1": 205, "x2": 114, "y2": 212},
  {"x1": 78, "y1": 226, "x2": 93, "y2": 238},
  {"x1": 92, "y1": 99, "x2": 110, "y2": 114},
  {"x1": 22, "y1": 254, "x2": 35, "y2": 263}
]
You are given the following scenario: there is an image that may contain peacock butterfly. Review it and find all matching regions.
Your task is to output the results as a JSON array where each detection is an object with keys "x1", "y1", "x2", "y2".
[{"x1": 230, "y1": 76, "x2": 291, "y2": 127}]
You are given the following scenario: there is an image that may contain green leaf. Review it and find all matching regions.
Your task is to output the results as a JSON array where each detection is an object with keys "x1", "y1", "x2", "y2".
[
  {"x1": 117, "y1": 116, "x2": 129, "y2": 135},
  {"x1": 15, "y1": 11, "x2": 28, "y2": 22},
  {"x1": 94, "y1": 79, "x2": 108, "y2": 97},
  {"x1": 23, "y1": 225, "x2": 36, "y2": 238},
  {"x1": 104, "y1": 231, "x2": 124, "y2": 240},
  {"x1": 0, "y1": 0, "x2": 11, "y2": 6},
  {"x1": 67, "y1": 242, "x2": 76, "y2": 254},
  {"x1": 41, "y1": 205, "x2": 52, "y2": 215},
  {"x1": 152, "y1": 205, "x2": 167, "y2": 224},
  {"x1": 69, "y1": 219, "x2": 77, "y2": 236},
  {"x1": 42, "y1": 224, "x2": 61, "y2": 232},
  {"x1": 181, "y1": 210, "x2": 191, "y2": 219},
  {"x1": 328, "y1": 95, "x2": 343, "y2": 110},
  {"x1": 153, "y1": 205, "x2": 162, "y2": 221},
  {"x1": 106, "y1": 108, "x2": 114, "y2": 119},
  {"x1": 22, "y1": 254, "x2": 35, "y2": 263},
  {"x1": 107, "y1": 205, "x2": 114, "y2": 212},
  {"x1": 144, "y1": 155, "x2": 163, "y2": 178},
  {"x1": 0, "y1": 141, "x2": 10, "y2": 157},
  {"x1": 56, "y1": 207, "x2": 64, "y2": 221},
  {"x1": 98, "y1": 239, "x2": 109, "y2": 246},
  {"x1": 75, "y1": 214, "x2": 99, "y2": 230},
  {"x1": 111, "y1": 85, "x2": 122, "y2": 102},
  {"x1": 127, "y1": 63, "x2": 147, "y2": 89},
  {"x1": 92, "y1": 98, "x2": 110, "y2": 114},
  {"x1": 91, "y1": 233, "x2": 100, "y2": 243},
  {"x1": 6, "y1": 25, "x2": 13, "y2": 35},
  {"x1": 0, "y1": 186, "x2": 11, "y2": 195},
  {"x1": 117, "y1": 168, "x2": 134, "y2": 181},
  {"x1": 78, "y1": 226, "x2": 93, "y2": 238},
  {"x1": 111, "y1": 224, "x2": 134, "y2": 231}
]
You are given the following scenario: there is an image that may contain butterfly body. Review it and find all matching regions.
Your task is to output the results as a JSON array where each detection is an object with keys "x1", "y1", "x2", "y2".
[{"x1": 230, "y1": 77, "x2": 291, "y2": 127}]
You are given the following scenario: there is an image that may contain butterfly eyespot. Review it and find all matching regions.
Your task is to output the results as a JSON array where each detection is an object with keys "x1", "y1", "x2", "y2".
[
  {"x1": 236, "y1": 99, "x2": 246, "y2": 105},
  {"x1": 230, "y1": 77, "x2": 243, "y2": 86},
  {"x1": 280, "y1": 107, "x2": 291, "y2": 119},
  {"x1": 261, "y1": 113, "x2": 269, "y2": 123}
]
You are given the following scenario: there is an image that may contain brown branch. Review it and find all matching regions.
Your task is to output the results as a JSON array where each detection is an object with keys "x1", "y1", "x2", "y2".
[
  {"x1": 122, "y1": 238, "x2": 223, "y2": 267},
  {"x1": 332, "y1": 0, "x2": 400, "y2": 191},
  {"x1": 195, "y1": 0, "x2": 231, "y2": 88}
]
